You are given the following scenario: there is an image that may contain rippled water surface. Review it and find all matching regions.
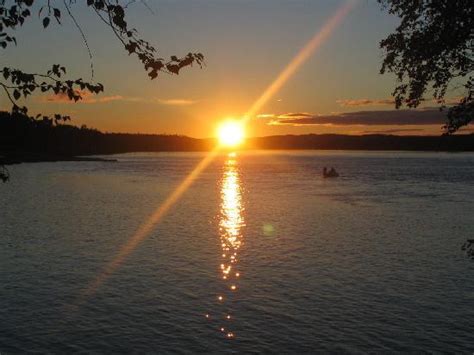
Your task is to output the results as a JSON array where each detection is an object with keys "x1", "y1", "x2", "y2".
[{"x1": 1, "y1": 151, "x2": 474, "y2": 353}]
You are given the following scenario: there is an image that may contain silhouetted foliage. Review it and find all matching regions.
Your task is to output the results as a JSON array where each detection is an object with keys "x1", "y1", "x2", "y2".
[
  {"x1": 0, "y1": 0, "x2": 204, "y2": 181},
  {"x1": 1, "y1": 65, "x2": 104, "y2": 120},
  {"x1": 0, "y1": 111, "x2": 213, "y2": 161},
  {"x1": 379, "y1": 0, "x2": 473, "y2": 133}
]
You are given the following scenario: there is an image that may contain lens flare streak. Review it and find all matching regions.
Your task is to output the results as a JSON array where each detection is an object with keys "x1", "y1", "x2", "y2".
[
  {"x1": 77, "y1": 0, "x2": 356, "y2": 302},
  {"x1": 243, "y1": 0, "x2": 357, "y2": 121},
  {"x1": 78, "y1": 150, "x2": 219, "y2": 301}
]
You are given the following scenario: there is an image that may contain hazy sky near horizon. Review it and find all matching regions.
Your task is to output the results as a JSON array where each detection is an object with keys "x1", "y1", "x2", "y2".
[{"x1": 2, "y1": 0, "x2": 469, "y2": 137}]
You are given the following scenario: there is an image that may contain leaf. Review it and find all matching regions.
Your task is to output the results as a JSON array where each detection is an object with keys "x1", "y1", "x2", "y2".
[
  {"x1": 95, "y1": 1, "x2": 105, "y2": 10},
  {"x1": 13, "y1": 89, "x2": 21, "y2": 100},
  {"x1": 53, "y1": 8, "x2": 61, "y2": 24},
  {"x1": 125, "y1": 42, "x2": 137, "y2": 54},
  {"x1": 43, "y1": 17, "x2": 50, "y2": 28},
  {"x1": 149, "y1": 69, "x2": 158, "y2": 79},
  {"x1": 166, "y1": 64, "x2": 180, "y2": 75}
]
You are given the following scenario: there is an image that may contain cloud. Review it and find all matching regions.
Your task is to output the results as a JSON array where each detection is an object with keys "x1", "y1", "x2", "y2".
[
  {"x1": 437, "y1": 96, "x2": 464, "y2": 105},
  {"x1": 458, "y1": 126, "x2": 474, "y2": 133},
  {"x1": 41, "y1": 91, "x2": 125, "y2": 104},
  {"x1": 89, "y1": 95, "x2": 124, "y2": 103},
  {"x1": 157, "y1": 98, "x2": 198, "y2": 106},
  {"x1": 266, "y1": 109, "x2": 447, "y2": 126},
  {"x1": 277, "y1": 112, "x2": 314, "y2": 119},
  {"x1": 338, "y1": 96, "x2": 465, "y2": 107},
  {"x1": 256, "y1": 113, "x2": 276, "y2": 119},
  {"x1": 337, "y1": 98, "x2": 395, "y2": 107},
  {"x1": 359, "y1": 128, "x2": 425, "y2": 134},
  {"x1": 40, "y1": 93, "x2": 198, "y2": 106}
]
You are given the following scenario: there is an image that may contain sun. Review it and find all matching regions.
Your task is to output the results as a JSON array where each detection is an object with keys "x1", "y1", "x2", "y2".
[{"x1": 217, "y1": 120, "x2": 245, "y2": 147}]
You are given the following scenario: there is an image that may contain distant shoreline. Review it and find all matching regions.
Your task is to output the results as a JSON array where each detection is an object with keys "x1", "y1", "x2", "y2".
[
  {"x1": 2, "y1": 145, "x2": 474, "y2": 166},
  {"x1": 1, "y1": 112, "x2": 474, "y2": 161},
  {"x1": 0, "y1": 154, "x2": 117, "y2": 166}
]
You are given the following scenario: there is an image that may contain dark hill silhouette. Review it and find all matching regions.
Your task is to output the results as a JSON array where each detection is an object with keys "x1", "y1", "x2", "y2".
[
  {"x1": 247, "y1": 133, "x2": 474, "y2": 152},
  {"x1": 0, "y1": 111, "x2": 213, "y2": 163},
  {"x1": 1, "y1": 111, "x2": 473, "y2": 166}
]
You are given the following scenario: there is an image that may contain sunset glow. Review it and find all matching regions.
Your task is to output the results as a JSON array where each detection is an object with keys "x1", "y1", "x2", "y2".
[
  {"x1": 2, "y1": 0, "x2": 472, "y2": 351},
  {"x1": 217, "y1": 120, "x2": 245, "y2": 147},
  {"x1": 77, "y1": 0, "x2": 355, "y2": 302}
]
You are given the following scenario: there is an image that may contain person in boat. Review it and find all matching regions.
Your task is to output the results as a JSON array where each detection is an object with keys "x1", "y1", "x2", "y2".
[{"x1": 323, "y1": 167, "x2": 339, "y2": 178}]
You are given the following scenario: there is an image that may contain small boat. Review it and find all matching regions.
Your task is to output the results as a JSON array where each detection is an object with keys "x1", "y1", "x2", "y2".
[
  {"x1": 462, "y1": 239, "x2": 474, "y2": 250},
  {"x1": 462, "y1": 239, "x2": 474, "y2": 259},
  {"x1": 323, "y1": 167, "x2": 339, "y2": 178}
]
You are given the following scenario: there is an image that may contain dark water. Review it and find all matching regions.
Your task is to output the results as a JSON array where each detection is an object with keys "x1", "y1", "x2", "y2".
[{"x1": 1, "y1": 151, "x2": 474, "y2": 353}]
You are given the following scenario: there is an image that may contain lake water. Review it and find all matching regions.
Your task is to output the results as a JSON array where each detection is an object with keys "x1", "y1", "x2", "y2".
[{"x1": 1, "y1": 150, "x2": 474, "y2": 353}]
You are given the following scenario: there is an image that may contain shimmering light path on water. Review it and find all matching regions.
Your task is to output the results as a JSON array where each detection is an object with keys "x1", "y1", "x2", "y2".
[
  {"x1": 79, "y1": 0, "x2": 357, "y2": 299},
  {"x1": 1, "y1": 151, "x2": 474, "y2": 352},
  {"x1": 205, "y1": 153, "x2": 245, "y2": 338}
]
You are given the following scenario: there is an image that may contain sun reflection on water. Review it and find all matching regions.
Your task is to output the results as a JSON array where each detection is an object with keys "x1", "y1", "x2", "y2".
[{"x1": 207, "y1": 152, "x2": 245, "y2": 338}]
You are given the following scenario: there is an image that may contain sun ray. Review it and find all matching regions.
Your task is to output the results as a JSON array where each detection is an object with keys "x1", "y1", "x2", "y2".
[
  {"x1": 77, "y1": 150, "x2": 219, "y2": 302},
  {"x1": 75, "y1": 0, "x2": 357, "y2": 304},
  {"x1": 243, "y1": 0, "x2": 357, "y2": 122}
]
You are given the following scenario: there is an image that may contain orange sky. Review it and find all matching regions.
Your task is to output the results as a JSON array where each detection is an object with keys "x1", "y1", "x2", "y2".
[{"x1": 2, "y1": 0, "x2": 471, "y2": 137}]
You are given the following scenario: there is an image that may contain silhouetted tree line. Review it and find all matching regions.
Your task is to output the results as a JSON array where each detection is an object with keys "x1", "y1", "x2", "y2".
[
  {"x1": 0, "y1": 0, "x2": 204, "y2": 181},
  {"x1": 1, "y1": 111, "x2": 473, "y2": 168},
  {"x1": 1, "y1": 0, "x2": 203, "y2": 120},
  {"x1": 0, "y1": 111, "x2": 212, "y2": 163},
  {"x1": 249, "y1": 134, "x2": 474, "y2": 152}
]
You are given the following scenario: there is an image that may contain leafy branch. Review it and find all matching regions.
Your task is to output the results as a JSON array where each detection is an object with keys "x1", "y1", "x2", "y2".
[
  {"x1": 88, "y1": 0, "x2": 204, "y2": 78},
  {"x1": 0, "y1": 0, "x2": 205, "y2": 109},
  {"x1": 0, "y1": 0, "x2": 205, "y2": 182},
  {"x1": 378, "y1": 0, "x2": 473, "y2": 134},
  {"x1": 1, "y1": 64, "x2": 104, "y2": 122},
  {"x1": 1, "y1": 1, "x2": 204, "y2": 78}
]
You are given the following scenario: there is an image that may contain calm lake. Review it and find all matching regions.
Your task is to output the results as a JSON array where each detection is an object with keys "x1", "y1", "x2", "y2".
[{"x1": 1, "y1": 151, "x2": 474, "y2": 353}]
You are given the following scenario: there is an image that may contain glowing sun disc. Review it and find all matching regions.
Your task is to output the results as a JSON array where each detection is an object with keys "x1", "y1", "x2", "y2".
[{"x1": 217, "y1": 121, "x2": 245, "y2": 147}]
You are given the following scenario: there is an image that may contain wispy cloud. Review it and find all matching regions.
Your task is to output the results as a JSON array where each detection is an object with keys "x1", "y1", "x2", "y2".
[
  {"x1": 338, "y1": 96, "x2": 465, "y2": 107},
  {"x1": 359, "y1": 128, "x2": 426, "y2": 134},
  {"x1": 39, "y1": 93, "x2": 199, "y2": 106},
  {"x1": 437, "y1": 96, "x2": 464, "y2": 105},
  {"x1": 41, "y1": 91, "x2": 125, "y2": 104},
  {"x1": 157, "y1": 98, "x2": 198, "y2": 106},
  {"x1": 264, "y1": 109, "x2": 447, "y2": 126},
  {"x1": 277, "y1": 112, "x2": 314, "y2": 119},
  {"x1": 336, "y1": 98, "x2": 395, "y2": 107},
  {"x1": 256, "y1": 113, "x2": 276, "y2": 119},
  {"x1": 458, "y1": 126, "x2": 474, "y2": 133}
]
